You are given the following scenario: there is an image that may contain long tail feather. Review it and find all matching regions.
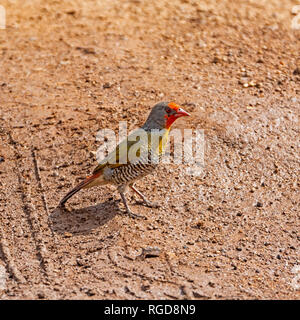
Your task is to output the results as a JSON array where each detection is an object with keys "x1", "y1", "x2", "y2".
[{"x1": 59, "y1": 173, "x2": 101, "y2": 206}]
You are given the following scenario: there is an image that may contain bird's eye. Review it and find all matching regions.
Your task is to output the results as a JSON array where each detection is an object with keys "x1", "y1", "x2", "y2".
[{"x1": 166, "y1": 107, "x2": 172, "y2": 113}]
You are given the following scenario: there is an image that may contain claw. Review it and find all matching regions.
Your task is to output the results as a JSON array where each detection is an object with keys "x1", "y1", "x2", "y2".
[
  {"x1": 125, "y1": 210, "x2": 147, "y2": 220},
  {"x1": 119, "y1": 189, "x2": 146, "y2": 219},
  {"x1": 136, "y1": 200, "x2": 160, "y2": 208},
  {"x1": 130, "y1": 184, "x2": 159, "y2": 209},
  {"x1": 146, "y1": 201, "x2": 160, "y2": 208}
]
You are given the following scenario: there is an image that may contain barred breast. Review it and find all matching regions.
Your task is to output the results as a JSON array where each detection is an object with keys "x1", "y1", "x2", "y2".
[{"x1": 103, "y1": 147, "x2": 160, "y2": 185}]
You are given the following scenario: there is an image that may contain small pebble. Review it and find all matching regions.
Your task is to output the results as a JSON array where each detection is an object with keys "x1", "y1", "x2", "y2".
[
  {"x1": 255, "y1": 201, "x2": 263, "y2": 208},
  {"x1": 103, "y1": 82, "x2": 112, "y2": 89},
  {"x1": 137, "y1": 247, "x2": 161, "y2": 260},
  {"x1": 64, "y1": 232, "x2": 72, "y2": 238},
  {"x1": 37, "y1": 292, "x2": 45, "y2": 299}
]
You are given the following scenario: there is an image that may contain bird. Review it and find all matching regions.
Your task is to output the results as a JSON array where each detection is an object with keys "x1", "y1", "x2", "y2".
[{"x1": 59, "y1": 101, "x2": 190, "y2": 218}]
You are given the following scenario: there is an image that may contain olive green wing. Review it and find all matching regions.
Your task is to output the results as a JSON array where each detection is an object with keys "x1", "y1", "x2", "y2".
[{"x1": 92, "y1": 129, "x2": 146, "y2": 174}]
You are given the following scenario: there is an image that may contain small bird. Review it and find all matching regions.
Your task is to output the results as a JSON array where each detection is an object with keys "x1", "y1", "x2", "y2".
[{"x1": 59, "y1": 101, "x2": 190, "y2": 218}]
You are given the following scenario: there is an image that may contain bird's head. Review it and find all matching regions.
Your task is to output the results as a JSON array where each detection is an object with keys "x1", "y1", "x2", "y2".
[{"x1": 143, "y1": 101, "x2": 190, "y2": 130}]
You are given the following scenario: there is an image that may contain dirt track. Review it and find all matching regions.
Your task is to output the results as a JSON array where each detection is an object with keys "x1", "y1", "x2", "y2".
[{"x1": 0, "y1": 0, "x2": 299, "y2": 299}]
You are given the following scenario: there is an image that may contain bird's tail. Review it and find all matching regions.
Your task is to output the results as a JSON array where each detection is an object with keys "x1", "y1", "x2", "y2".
[{"x1": 59, "y1": 172, "x2": 103, "y2": 206}]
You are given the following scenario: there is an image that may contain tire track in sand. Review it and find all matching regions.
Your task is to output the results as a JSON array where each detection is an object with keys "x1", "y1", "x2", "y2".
[{"x1": 0, "y1": 129, "x2": 57, "y2": 285}]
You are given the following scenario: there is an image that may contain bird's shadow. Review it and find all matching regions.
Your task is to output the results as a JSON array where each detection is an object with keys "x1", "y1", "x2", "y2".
[{"x1": 49, "y1": 199, "x2": 121, "y2": 236}]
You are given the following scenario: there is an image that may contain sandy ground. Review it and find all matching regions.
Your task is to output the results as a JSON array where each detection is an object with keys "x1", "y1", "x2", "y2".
[{"x1": 0, "y1": 0, "x2": 299, "y2": 299}]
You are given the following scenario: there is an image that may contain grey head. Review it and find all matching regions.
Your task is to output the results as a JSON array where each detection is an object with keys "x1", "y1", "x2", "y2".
[{"x1": 142, "y1": 101, "x2": 190, "y2": 131}]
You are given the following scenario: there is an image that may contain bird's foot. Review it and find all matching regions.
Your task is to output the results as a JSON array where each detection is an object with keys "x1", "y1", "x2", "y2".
[
  {"x1": 147, "y1": 201, "x2": 160, "y2": 208},
  {"x1": 125, "y1": 209, "x2": 147, "y2": 220},
  {"x1": 136, "y1": 200, "x2": 160, "y2": 208}
]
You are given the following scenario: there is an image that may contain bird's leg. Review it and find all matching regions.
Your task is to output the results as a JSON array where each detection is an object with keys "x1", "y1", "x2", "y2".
[
  {"x1": 118, "y1": 186, "x2": 146, "y2": 219},
  {"x1": 130, "y1": 183, "x2": 160, "y2": 208}
]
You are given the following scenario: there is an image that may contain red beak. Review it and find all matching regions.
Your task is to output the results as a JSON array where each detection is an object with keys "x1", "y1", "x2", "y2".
[{"x1": 176, "y1": 107, "x2": 190, "y2": 117}]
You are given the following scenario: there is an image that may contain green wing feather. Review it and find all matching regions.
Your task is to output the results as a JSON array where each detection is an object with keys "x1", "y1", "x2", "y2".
[
  {"x1": 92, "y1": 129, "x2": 144, "y2": 174},
  {"x1": 92, "y1": 139, "x2": 137, "y2": 174},
  {"x1": 92, "y1": 128, "x2": 170, "y2": 174}
]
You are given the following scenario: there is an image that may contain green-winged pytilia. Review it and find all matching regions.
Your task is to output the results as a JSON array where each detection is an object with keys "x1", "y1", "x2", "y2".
[{"x1": 59, "y1": 102, "x2": 190, "y2": 218}]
